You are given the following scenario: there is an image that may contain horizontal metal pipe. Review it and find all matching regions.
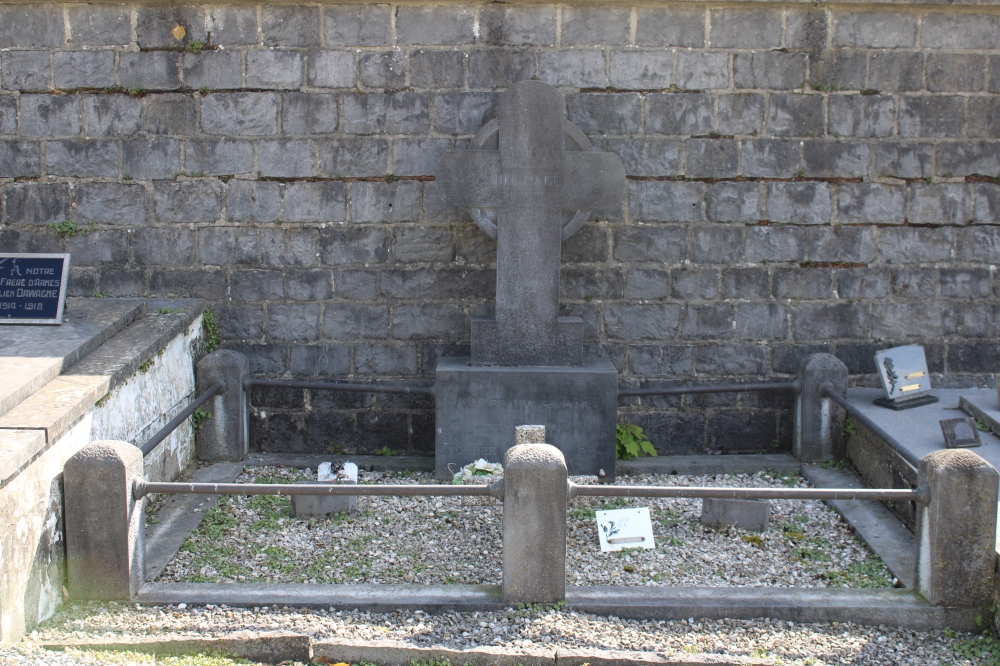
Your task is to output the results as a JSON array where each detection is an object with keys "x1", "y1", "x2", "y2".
[
  {"x1": 134, "y1": 480, "x2": 495, "y2": 500},
  {"x1": 819, "y1": 382, "x2": 920, "y2": 471},
  {"x1": 140, "y1": 384, "x2": 223, "y2": 457},
  {"x1": 570, "y1": 483, "x2": 925, "y2": 503},
  {"x1": 618, "y1": 381, "x2": 800, "y2": 398},
  {"x1": 249, "y1": 378, "x2": 435, "y2": 396}
]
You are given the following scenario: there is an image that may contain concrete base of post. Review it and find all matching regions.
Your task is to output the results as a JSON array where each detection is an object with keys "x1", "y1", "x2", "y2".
[
  {"x1": 64, "y1": 440, "x2": 145, "y2": 601},
  {"x1": 795, "y1": 353, "x2": 849, "y2": 463},
  {"x1": 195, "y1": 349, "x2": 249, "y2": 462},
  {"x1": 502, "y1": 443, "x2": 567, "y2": 605},
  {"x1": 916, "y1": 449, "x2": 998, "y2": 608}
]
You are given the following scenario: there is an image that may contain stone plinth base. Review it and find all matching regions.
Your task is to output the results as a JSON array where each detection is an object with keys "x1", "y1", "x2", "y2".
[{"x1": 434, "y1": 357, "x2": 617, "y2": 480}]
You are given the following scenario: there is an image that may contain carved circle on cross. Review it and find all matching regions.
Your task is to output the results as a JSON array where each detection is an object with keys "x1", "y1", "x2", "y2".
[{"x1": 466, "y1": 117, "x2": 595, "y2": 242}]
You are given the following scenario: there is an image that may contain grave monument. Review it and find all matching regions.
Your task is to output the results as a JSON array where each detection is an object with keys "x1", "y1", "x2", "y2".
[{"x1": 434, "y1": 80, "x2": 626, "y2": 479}]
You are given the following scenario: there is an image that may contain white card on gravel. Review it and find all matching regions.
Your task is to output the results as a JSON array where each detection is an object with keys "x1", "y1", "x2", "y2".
[{"x1": 596, "y1": 507, "x2": 655, "y2": 552}]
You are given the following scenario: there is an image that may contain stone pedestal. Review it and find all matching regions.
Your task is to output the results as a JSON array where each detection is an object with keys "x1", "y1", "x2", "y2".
[{"x1": 434, "y1": 357, "x2": 617, "y2": 480}]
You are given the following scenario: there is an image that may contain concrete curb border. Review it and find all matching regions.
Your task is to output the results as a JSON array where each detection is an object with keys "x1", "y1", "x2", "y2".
[{"x1": 43, "y1": 634, "x2": 772, "y2": 666}]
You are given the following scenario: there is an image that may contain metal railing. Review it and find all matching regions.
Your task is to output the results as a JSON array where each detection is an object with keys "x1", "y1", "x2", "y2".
[
  {"x1": 133, "y1": 479, "x2": 504, "y2": 500},
  {"x1": 140, "y1": 384, "x2": 223, "y2": 457},
  {"x1": 618, "y1": 380, "x2": 800, "y2": 398},
  {"x1": 820, "y1": 382, "x2": 920, "y2": 471},
  {"x1": 569, "y1": 482, "x2": 926, "y2": 504},
  {"x1": 248, "y1": 378, "x2": 435, "y2": 395}
]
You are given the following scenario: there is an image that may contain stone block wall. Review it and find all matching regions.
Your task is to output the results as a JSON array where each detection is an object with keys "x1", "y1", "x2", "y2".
[{"x1": 1, "y1": 2, "x2": 999, "y2": 456}]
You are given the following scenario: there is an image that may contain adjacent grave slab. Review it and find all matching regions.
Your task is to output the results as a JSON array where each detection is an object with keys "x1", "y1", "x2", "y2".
[{"x1": 435, "y1": 357, "x2": 617, "y2": 479}]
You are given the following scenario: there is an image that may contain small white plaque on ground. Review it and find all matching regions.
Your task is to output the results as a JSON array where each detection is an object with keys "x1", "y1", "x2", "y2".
[{"x1": 596, "y1": 507, "x2": 655, "y2": 552}]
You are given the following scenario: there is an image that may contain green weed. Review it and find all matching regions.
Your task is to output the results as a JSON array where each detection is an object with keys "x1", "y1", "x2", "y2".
[
  {"x1": 191, "y1": 407, "x2": 212, "y2": 431},
  {"x1": 202, "y1": 309, "x2": 219, "y2": 353},
  {"x1": 616, "y1": 423, "x2": 657, "y2": 460}
]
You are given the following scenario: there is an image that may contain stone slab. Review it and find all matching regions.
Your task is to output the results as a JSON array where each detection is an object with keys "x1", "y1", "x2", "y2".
[
  {"x1": 700, "y1": 498, "x2": 769, "y2": 532},
  {"x1": 145, "y1": 461, "x2": 245, "y2": 581},
  {"x1": 959, "y1": 392, "x2": 1000, "y2": 438},
  {"x1": 434, "y1": 357, "x2": 618, "y2": 479},
  {"x1": 801, "y1": 463, "x2": 916, "y2": 589},
  {"x1": 42, "y1": 631, "x2": 312, "y2": 664},
  {"x1": 0, "y1": 429, "x2": 47, "y2": 488},
  {"x1": 0, "y1": 298, "x2": 145, "y2": 419}
]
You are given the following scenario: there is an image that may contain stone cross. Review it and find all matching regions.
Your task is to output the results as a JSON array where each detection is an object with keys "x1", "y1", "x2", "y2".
[{"x1": 437, "y1": 81, "x2": 625, "y2": 367}]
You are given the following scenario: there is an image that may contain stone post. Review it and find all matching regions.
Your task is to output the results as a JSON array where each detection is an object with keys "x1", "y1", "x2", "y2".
[
  {"x1": 915, "y1": 449, "x2": 998, "y2": 608},
  {"x1": 64, "y1": 441, "x2": 144, "y2": 601},
  {"x1": 195, "y1": 349, "x2": 249, "y2": 462},
  {"x1": 794, "y1": 353, "x2": 849, "y2": 463},
  {"x1": 502, "y1": 443, "x2": 567, "y2": 605}
]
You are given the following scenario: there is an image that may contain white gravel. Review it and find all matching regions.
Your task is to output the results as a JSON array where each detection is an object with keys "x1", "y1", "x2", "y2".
[
  {"x1": 2, "y1": 601, "x2": 996, "y2": 665},
  {"x1": 155, "y1": 467, "x2": 893, "y2": 590}
]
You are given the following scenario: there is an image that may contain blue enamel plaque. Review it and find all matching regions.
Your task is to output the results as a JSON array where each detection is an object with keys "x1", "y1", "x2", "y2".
[{"x1": 0, "y1": 254, "x2": 71, "y2": 325}]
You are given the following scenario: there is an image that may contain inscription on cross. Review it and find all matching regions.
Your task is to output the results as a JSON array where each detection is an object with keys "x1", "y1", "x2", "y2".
[{"x1": 437, "y1": 81, "x2": 626, "y2": 367}]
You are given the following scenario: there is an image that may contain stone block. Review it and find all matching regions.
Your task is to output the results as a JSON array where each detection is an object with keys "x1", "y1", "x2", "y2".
[
  {"x1": 836, "y1": 268, "x2": 890, "y2": 300},
  {"x1": 2, "y1": 182, "x2": 69, "y2": 226},
  {"x1": 690, "y1": 227, "x2": 743, "y2": 264},
  {"x1": 323, "y1": 5, "x2": 390, "y2": 46},
  {"x1": 682, "y1": 304, "x2": 734, "y2": 340},
  {"x1": 603, "y1": 139, "x2": 681, "y2": 177},
  {"x1": 226, "y1": 180, "x2": 282, "y2": 222},
  {"x1": 624, "y1": 268, "x2": 670, "y2": 299},
  {"x1": 734, "y1": 52, "x2": 806, "y2": 90},
  {"x1": 786, "y1": 10, "x2": 827, "y2": 49},
  {"x1": 696, "y1": 343, "x2": 768, "y2": 375},
  {"x1": 937, "y1": 143, "x2": 1000, "y2": 178},
  {"x1": 319, "y1": 227, "x2": 389, "y2": 264},
  {"x1": 700, "y1": 498, "x2": 770, "y2": 531},
  {"x1": 19, "y1": 95, "x2": 79, "y2": 137},
  {"x1": 198, "y1": 227, "x2": 259, "y2": 266},
  {"x1": 333, "y1": 268, "x2": 377, "y2": 300},
  {"x1": 0, "y1": 96, "x2": 14, "y2": 134},
  {"x1": 741, "y1": 140, "x2": 800, "y2": 178},
  {"x1": 605, "y1": 303, "x2": 682, "y2": 340},
  {"x1": 201, "y1": 92, "x2": 279, "y2": 136},
  {"x1": 802, "y1": 141, "x2": 871, "y2": 178},
  {"x1": 75, "y1": 183, "x2": 146, "y2": 225},
  {"x1": 122, "y1": 138, "x2": 181, "y2": 180},
  {"x1": 391, "y1": 303, "x2": 465, "y2": 340},
  {"x1": 153, "y1": 181, "x2": 222, "y2": 223},
  {"x1": 0, "y1": 141, "x2": 40, "y2": 178},
  {"x1": 268, "y1": 304, "x2": 320, "y2": 341},
  {"x1": 432, "y1": 92, "x2": 498, "y2": 135},
  {"x1": 69, "y1": 5, "x2": 130, "y2": 46},
  {"x1": 808, "y1": 51, "x2": 867, "y2": 92},
  {"x1": 208, "y1": 6, "x2": 258, "y2": 45},
  {"x1": 351, "y1": 181, "x2": 421, "y2": 222},
  {"x1": 806, "y1": 226, "x2": 876, "y2": 263},
  {"x1": 675, "y1": 52, "x2": 728, "y2": 91},
  {"x1": 916, "y1": 449, "x2": 998, "y2": 608},
  {"x1": 413, "y1": 50, "x2": 466, "y2": 88},
  {"x1": 259, "y1": 139, "x2": 314, "y2": 177},
  {"x1": 392, "y1": 138, "x2": 451, "y2": 176},
  {"x1": 967, "y1": 98, "x2": 1000, "y2": 139},
  {"x1": 185, "y1": 139, "x2": 254, "y2": 176},
  {"x1": 183, "y1": 51, "x2": 242, "y2": 90},
  {"x1": 646, "y1": 93, "x2": 714, "y2": 136},
  {"x1": 133, "y1": 227, "x2": 195, "y2": 267},
  {"x1": 567, "y1": 93, "x2": 641, "y2": 135},
  {"x1": 686, "y1": 139, "x2": 738, "y2": 178},
  {"x1": 908, "y1": 184, "x2": 969, "y2": 226},
  {"x1": 745, "y1": 227, "x2": 804, "y2": 263},
  {"x1": 262, "y1": 5, "x2": 320, "y2": 47},
  {"x1": 636, "y1": 7, "x2": 705, "y2": 47},
  {"x1": 832, "y1": 12, "x2": 917, "y2": 48},
  {"x1": 318, "y1": 138, "x2": 388, "y2": 177},
  {"x1": 867, "y1": 52, "x2": 923, "y2": 92},
  {"x1": 359, "y1": 51, "x2": 405, "y2": 89},
  {"x1": 247, "y1": 51, "x2": 302, "y2": 89},
  {"x1": 64, "y1": 441, "x2": 144, "y2": 601},
  {"x1": 774, "y1": 267, "x2": 832, "y2": 300},
  {"x1": 118, "y1": 52, "x2": 180, "y2": 91},
  {"x1": 899, "y1": 96, "x2": 964, "y2": 138},
  {"x1": 717, "y1": 94, "x2": 764, "y2": 136},
  {"x1": 307, "y1": 51, "x2": 356, "y2": 89},
  {"x1": 82, "y1": 95, "x2": 142, "y2": 136},
  {"x1": 341, "y1": 93, "x2": 429, "y2": 135},
  {"x1": 354, "y1": 344, "x2": 417, "y2": 375},
  {"x1": 479, "y1": 6, "x2": 557, "y2": 46},
  {"x1": 768, "y1": 94, "x2": 823, "y2": 137},
  {"x1": 322, "y1": 303, "x2": 389, "y2": 340},
  {"x1": 561, "y1": 6, "x2": 630, "y2": 45},
  {"x1": 828, "y1": 95, "x2": 894, "y2": 138},
  {"x1": 0, "y1": 5, "x2": 64, "y2": 48},
  {"x1": 629, "y1": 181, "x2": 703, "y2": 222},
  {"x1": 396, "y1": 6, "x2": 475, "y2": 45},
  {"x1": 196, "y1": 350, "x2": 250, "y2": 462},
  {"x1": 794, "y1": 353, "x2": 848, "y2": 463},
  {"x1": 44, "y1": 141, "x2": 118, "y2": 178},
  {"x1": 283, "y1": 181, "x2": 346, "y2": 222},
  {"x1": 924, "y1": 13, "x2": 999, "y2": 49},
  {"x1": 136, "y1": 6, "x2": 206, "y2": 48},
  {"x1": 392, "y1": 226, "x2": 454, "y2": 262},
  {"x1": 875, "y1": 142, "x2": 934, "y2": 179},
  {"x1": 144, "y1": 94, "x2": 196, "y2": 135},
  {"x1": 291, "y1": 463, "x2": 359, "y2": 517},
  {"x1": 940, "y1": 268, "x2": 991, "y2": 298},
  {"x1": 706, "y1": 181, "x2": 759, "y2": 223},
  {"x1": 973, "y1": 184, "x2": 1000, "y2": 223},
  {"x1": 837, "y1": 183, "x2": 905, "y2": 225},
  {"x1": 736, "y1": 303, "x2": 788, "y2": 341},
  {"x1": 613, "y1": 227, "x2": 687, "y2": 263},
  {"x1": 502, "y1": 443, "x2": 567, "y2": 604},
  {"x1": 53, "y1": 51, "x2": 114, "y2": 89},
  {"x1": 1, "y1": 51, "x2": 51, "y2": 91},
  {"x1": 710, "y1": 9, "x2": 782, "y2": 48},
  {"x1": 537, "y1": 51, "x2": 606, "y2": 88},
  {"x1": 231, "y1": 268, "x2": 284, "y2": 301},
  {"x1": 792, "y1": 303, "x2": 869, "y2": 340},
  {"x1": 926, "y1": 55, "x2": 984, "y2": 93}
]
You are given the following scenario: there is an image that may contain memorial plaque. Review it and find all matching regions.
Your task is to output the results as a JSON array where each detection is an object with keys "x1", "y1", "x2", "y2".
[
  {"x1": 940, "y1": 417, "x2": 982, "y2": 449},
  {"x1": 0, "y1": 254, "x2": 70, "y2": 325},
  {"x1": 874, "y1": 345, "x2": 939, "y2": 410}
]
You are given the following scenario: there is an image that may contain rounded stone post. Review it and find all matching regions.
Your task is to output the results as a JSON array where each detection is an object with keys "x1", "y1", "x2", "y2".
[
  {"x1": 916, "y1": 449, "x2": 998, "y2": 608},
  {"x1": 794, "y1": 353, "x2": 849, "y2": 463},
  {"x1": 502, "y1": 443, "x2": 567, "y2": 605},
  {"x1": 64, "y1": 441, "x2": 145, "y2": 601},
  {"x1": 195, "y1": 349, "x2": 249, "y2": 462}
]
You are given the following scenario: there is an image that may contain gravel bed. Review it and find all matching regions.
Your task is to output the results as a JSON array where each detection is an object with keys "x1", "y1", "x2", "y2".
[
  {"x1": 155, "y1": 467, "x2": 893, "y2": 589},
  {"x1": 3, "y1": 601, "x2": 996, "y2": 665}
]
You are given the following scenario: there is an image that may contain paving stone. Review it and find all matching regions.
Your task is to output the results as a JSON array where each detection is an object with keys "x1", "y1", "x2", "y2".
[
  {"x1": 837, "y1": 183, "x2": 905, "y2": 225},
  {"x1": 283, "y1": 181, "x2": 346, "y2": 222},
  {"x1": 396, "y1": 6, "x2": 475, "y2": 45},
  {"x1": 561, "y1": 6, "x2": 630, "y2": 45},
  {"x1": 226, "y1": 180, "x2": 282, "y2": 222},
  {"x1": 82, "y1": 95, "x2": 142, "y2": 136},
  {"x1": 281, "y1": 93, "x2": 338, "y2": 135},
  {"x1": 1, "y1": 51, "x2": 51, "y2": 91},
  {"x1": 122, "y1": 138, "x2": 181, "y2": 180},
  {"x1": 926, "y1": 54, "x2": 984, "y2": 93},
  {"x1": 136, "y1": 6, "x2": 207, "y2": 48},
  {"x1": 717, "y1": 94, "x2": 764, "y2": 136},
  {"x1": 413, "y1": 50, "x2": 466, "y2": 89},
  {"x1": 75, "y1": 183, "x2": 146, "y2": 225},
  {"x1": 183, "y1": 51, "x2": 243, "y2": 90},
  {"x1": 19, "y1": 95, "x2": 79, "y2": 137},
  {"x1": 537, "y1": 51, "x2": 606, "y2": 88},
  {"x1": 633, "y1": 8, "x2": 704, "y2": 47},
  {"x1": 802, "y1": 141, "x2": 871, "y2": 178},
  {"x1": 479, "y1": 6, "x2": 557, "y2": 46},
  {"x1": 152, "y1": 181, "x2": 223, "y2": 223},
  {"x1": 342, "y1": 93, "x2": 429, "y2": 135},
  {"x1": 45, "y1": 140, "x2": 118, "y2": 178},
  {"x1": 646, "y1": 93, "x2": 714, "y2": 135},
  {"x1": 867, "y1": 52, "x2": 924, "y2": 92},
  {"x1": 185, "y1": 139, "x2": 254, "y2": 176},
  {"x1": 68, "y1": 4, "x2": 131, "y2": 46},
  {"x1": 766, "y1": 182, "x2": 832, "y2": 225},
  {"x1": 201, "y1": 92, "x2": 279, "y2": 136},
  {"x1": 144, "y1": 94, "x2": 196, "y2": 135},
  {"x1": 741, "y1": 139, "x2": 800, "y2": 178},
  {"x1": 734, "y1": 52, "x2": 806, "y2": 90},
  {"x1": 710, "y1": 9, "x2": 782, "y2": 48},
  {"x1": 307, "y1": 51, "x2": 356, "y2": 88},
  {"x1": 262, "y1": 5, "x2": 320, "y2": 47},
  {"x1": 119, "y1": 52, "x2": 181, "y2": 91},
  {"x1": 53, "y1": 51, "x2": 114, "y2": 89},
  {"x1": 675, "y1": 52, "x2": 728, "y2": 91},
  {"x1": 318, "y1": 138, "x2": 389, "y2": 177},
  {"x1": 209, "y1": 6, "x2": 259, "y2": 45},
  {"x1": 828, "y1": 95, "x2": 894, "y2": 138},
  {"x1": 768, "y1": 94, "x2": 823, "y2": 137},
  {"x1": 832, "y1": 12, "x2": 917, "y2": 48},
  {"x1": 706, "y1": 181, "x2": 759, "y2": 223}
]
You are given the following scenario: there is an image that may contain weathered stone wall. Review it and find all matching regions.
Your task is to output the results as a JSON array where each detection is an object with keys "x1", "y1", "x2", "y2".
[{"x1": 1, "y1": 2, "x2": 999, "y2": 456}]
